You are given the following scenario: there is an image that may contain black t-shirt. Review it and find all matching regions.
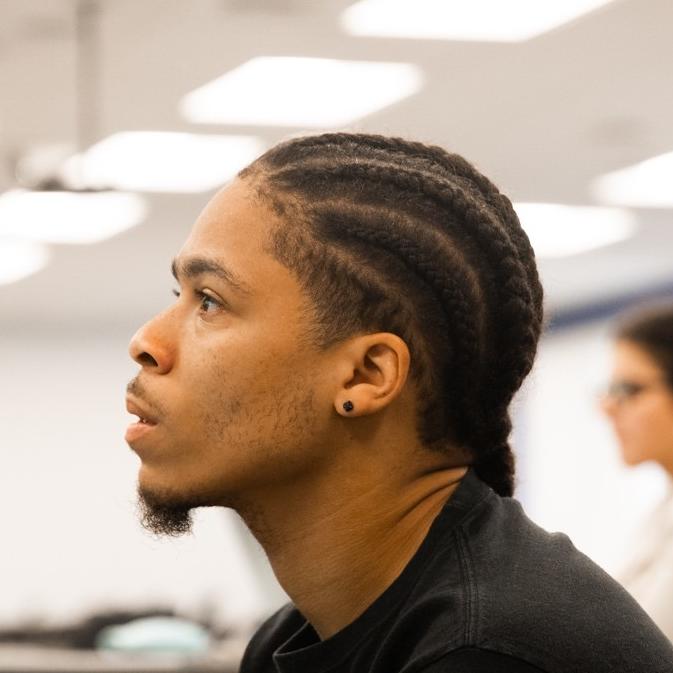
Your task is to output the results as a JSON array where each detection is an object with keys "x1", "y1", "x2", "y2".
[{"x1": 240, "y1": 470, "x2": 673, "y2": 673}]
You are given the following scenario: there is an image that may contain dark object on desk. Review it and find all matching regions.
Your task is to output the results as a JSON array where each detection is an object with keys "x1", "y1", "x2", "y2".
[{"x1": 0, "y1": 608, "x2": 175, "y2": 649}]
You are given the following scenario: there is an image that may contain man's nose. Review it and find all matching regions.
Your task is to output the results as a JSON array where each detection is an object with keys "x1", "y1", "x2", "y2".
[{"x1": 128, "y1": 309, "x2": 176, "y2": 375}]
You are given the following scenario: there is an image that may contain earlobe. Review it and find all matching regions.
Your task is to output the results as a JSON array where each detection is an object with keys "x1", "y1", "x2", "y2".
[{"x1": 336, "y1": 398, "x2": 356, "y2": 417}]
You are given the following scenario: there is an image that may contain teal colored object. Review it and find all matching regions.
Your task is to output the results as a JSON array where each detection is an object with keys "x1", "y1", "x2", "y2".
[{"x1": 95, "y1": 616, "x2": 211, "y2": 654}]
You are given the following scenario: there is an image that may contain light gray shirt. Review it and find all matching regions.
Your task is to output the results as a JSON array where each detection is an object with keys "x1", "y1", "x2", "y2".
[{"x1": 619, "y1": 479, "x2": 673, "y2": 642}]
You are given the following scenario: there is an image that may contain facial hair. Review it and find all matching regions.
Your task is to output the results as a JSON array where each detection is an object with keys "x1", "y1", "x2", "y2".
[{"x1": 137, "y1": 484, "x2": 195, "y2": 537}]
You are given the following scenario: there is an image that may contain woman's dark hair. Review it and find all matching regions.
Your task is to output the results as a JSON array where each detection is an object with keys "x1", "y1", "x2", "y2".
[
  {"x1": 239, "y1": 133, "x2": 544, "y2": 497},
  {"x1": 615, "y1": 302, "x2": 673, "y2": 389}
]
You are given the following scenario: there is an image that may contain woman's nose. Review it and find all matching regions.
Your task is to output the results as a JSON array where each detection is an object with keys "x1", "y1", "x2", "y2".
[
  {"x1": 599, "y1": 393, "x2": 619, "y2": 419},
  {"x1": 128, "y1": 310, "x2": 176, "y2": 375}
]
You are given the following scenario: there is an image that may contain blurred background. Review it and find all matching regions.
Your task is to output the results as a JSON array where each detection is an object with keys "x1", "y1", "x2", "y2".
[{"x1": 1, "y1": 0, "x2": 672, "y2": 669}]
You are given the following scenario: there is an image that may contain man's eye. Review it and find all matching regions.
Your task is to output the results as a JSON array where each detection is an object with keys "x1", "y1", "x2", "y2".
[
  {"x1": 172, "y1": 288, "x2": 221, "y2": 314},
  {"x1": 198, "y1": 291, "x2": 220, "y2": 313}
]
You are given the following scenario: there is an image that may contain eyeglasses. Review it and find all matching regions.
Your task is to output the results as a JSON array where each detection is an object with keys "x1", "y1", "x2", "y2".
[{"x1": 600, "y1": 378, "x2": 668, "y2": 404}]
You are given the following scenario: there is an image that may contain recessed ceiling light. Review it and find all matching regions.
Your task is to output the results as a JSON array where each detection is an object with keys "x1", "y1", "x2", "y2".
[
  {"x1": 0, "y1": 238, "x2": 50, "y2": 285},
  {"x1": 179, "y1": 57, "x2": 423, "y2": 127},
  {"x1": 0, "y1": 190, "x2": 147, "y2": 245},
  {"x1": 592, "y1": 151, "x2": 673, "y2": 208},
  {"x1": 62, "y1": 132, "x2": 264, "y2": 193},
  {"x1": 341, "y1": 0, "x2": 615, "y2": 42},
  {"x1": 514, "y1": 203, "x2": 636, "y2": 258}
]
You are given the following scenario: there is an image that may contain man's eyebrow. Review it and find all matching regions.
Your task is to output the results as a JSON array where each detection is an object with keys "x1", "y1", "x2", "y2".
[{"x1": 171, "y1": 256, "x2": 252, "y2": 295}]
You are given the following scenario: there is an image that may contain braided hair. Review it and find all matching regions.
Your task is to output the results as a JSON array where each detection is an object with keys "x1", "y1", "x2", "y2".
[{"x1": 239, "y1": 133, "x2": 544, "y2": 497}]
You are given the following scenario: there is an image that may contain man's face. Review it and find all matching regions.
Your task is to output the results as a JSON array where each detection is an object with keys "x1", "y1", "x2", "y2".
[{"x1": 126, "y1": 179, "x2": 337, "y2": 534}]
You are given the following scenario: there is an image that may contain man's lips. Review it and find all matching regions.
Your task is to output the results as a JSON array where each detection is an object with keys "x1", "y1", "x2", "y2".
[
  {"x1": 125, "y1": 396, "x2": 160, "y2": 445},
  {"x1": 126, "y1": 396, "x2": 159, "y2": 425}
]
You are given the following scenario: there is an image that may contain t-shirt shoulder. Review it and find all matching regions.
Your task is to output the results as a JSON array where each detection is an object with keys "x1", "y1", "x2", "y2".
[
  {"x1": 458, "y1": 494, "x2": 673, "y2": 670},
  {"x1": 420, "y1": 647, "x2": 548, "y2": 672}
]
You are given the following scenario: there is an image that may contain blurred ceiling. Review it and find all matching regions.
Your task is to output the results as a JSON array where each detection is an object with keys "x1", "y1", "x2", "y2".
[{"x1": 1, "y1": 0, "x2": 672, "y2": 333}]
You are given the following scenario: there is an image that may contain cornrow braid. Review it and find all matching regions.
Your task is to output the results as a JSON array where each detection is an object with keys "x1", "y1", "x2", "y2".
[
  {"x1": 239, "y1": 133, "x2": 543, "y2": 497},
  {"x1": 261, "y1": 131, "x2": 543, "y2": 325}
]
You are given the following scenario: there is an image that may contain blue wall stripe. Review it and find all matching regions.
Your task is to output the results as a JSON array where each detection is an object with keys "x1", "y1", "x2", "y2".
[{"x1": 547, "y1": 279, "x2": 673, "y2": 333}]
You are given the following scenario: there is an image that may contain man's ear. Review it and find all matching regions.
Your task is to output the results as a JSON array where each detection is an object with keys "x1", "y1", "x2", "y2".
[{"x1": 333, "y1": 333, "x2": 411, "y2": 417}]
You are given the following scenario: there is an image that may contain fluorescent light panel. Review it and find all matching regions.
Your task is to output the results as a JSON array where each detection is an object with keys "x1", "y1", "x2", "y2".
[
  {"x1": 0, "y1": 190, "x2": 147, "y2": 244},
  {"x1": 341, "y1": 0, "x2": 615, "y2": 42},
  {"x1": 180, "y1": 57, "x2": 423, "y2": 127},
  {"x1": 514, "y1": 203, "x2": 636, "y2": 258},
  {"x1": 0, "y1": 238, "x2": 50, "y2": 285},
  {"x1": 63, "y1": 132, "x2": 264, "y2": 193},
  {"x1": 592, "y1": 151, "x2": 673, "y2": 208}
]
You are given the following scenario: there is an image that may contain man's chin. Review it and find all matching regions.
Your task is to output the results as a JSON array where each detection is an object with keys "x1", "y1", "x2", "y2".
[{"x1": 137, "y1": 484, "x2": 201, "y2": 537}]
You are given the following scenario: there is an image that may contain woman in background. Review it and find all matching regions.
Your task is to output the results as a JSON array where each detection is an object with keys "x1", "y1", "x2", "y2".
[{"x1": 602, "y1": 302, "x2": 673, "y2": 640}]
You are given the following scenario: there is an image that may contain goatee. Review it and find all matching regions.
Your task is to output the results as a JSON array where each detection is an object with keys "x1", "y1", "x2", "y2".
[{"x1": 137, "y1": 486, "x2": 195, "y2": 537}]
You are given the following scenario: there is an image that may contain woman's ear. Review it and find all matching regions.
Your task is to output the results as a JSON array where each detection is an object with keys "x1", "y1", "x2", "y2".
[{"x1": 334, "y1": 333, "x2": 410, "y2": 417}]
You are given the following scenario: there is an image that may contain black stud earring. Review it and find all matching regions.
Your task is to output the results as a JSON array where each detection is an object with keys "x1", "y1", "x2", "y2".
[{"x1": 342, "y1": 400, "x2": 354, "y2": 413}]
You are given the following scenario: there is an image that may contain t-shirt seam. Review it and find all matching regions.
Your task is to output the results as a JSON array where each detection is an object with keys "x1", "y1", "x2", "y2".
[
  {"x1": 455, "y1": 527, "x2": 477, "y2": 645},
  {"x1": 451, "y1": 489, "x2": 495, "y2": 647},
  {"x1": 274, "y1": 620, "x2": 375, "y2": 672},
  {"x1": 446, "y1": 478, "x2": 493, "y2": 521},
  {"x1": 403, "y1": 479, "x2": 490, "y2": 650},
  {"x1": 372, "y1": 481, "x2": 493, "y2": 656}
]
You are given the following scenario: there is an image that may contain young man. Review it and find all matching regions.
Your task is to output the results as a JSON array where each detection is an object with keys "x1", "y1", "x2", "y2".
[{"x1": 125, "y1": 133, "x2": 673, "y2": 672}]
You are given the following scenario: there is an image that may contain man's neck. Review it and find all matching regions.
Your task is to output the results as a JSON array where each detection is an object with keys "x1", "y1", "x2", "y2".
[{"x1": 238, "y1": 454, "x2": 468, "y2": 640}]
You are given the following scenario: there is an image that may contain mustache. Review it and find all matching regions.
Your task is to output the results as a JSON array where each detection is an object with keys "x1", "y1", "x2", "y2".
[{"x1": 126, "y1": 377, "x2": 167, "y2": 417}]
